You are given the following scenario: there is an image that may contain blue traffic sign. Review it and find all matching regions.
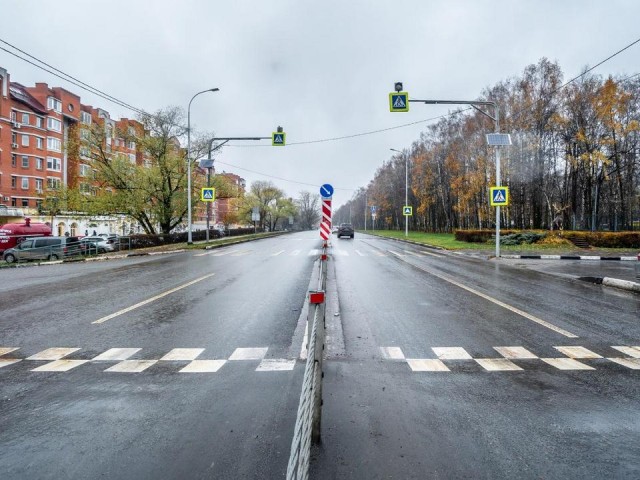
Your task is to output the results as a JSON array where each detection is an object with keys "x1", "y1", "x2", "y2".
[
  {"x1": 489, "y1": 186, "x2": 509, "y2": 206},
  {"x1": 320, "y1": 184, "x2": 334, "y2": 198}
]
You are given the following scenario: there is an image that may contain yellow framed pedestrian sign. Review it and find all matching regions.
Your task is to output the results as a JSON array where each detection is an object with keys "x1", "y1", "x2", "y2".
[
  {"x1": 389, "y1": 92, "x2": 409, "y2": 112},
  {"x1": 272, "y1": 132, "x2": 286, "y2": 146},
  {"x1": 490, "y1": 187, "x2": 509, "y2": 207},
  {"x1": 403, "y1": 206, "x2": 413, "y2": 216},
  {"x1": 201, "y1": 187, "x2": 216, "y2": 202}
]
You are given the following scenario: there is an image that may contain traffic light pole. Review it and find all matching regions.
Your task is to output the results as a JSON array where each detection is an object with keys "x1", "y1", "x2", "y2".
[{"x1": 409, "y1": 99, "x2": 501, "y2": 258}]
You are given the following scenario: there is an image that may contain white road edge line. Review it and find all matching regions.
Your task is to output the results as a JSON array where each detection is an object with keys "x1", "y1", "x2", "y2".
[
  {"x1": 92, "y1": 273, "x2": 215, "y2": 324},
  {"x1": 407, "y1": 261, "x2": 578, "y2": 338}
]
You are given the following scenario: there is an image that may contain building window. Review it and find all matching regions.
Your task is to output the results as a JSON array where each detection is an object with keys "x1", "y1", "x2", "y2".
[
  {"x1": 128, "y1": 141, "x2": 136, "y2": 150},
  {"x1": 11, "y1": 176, "x2": 17, "y2": 188},
  {"x1": 21, "y1": 135, "x2": 29, "y2": 147},
  {"x1": 80, "y1": 129, "x2": 91, "y2": 141},
  {"x1": 81, "y1": 111, "x2": 92, "y2": 124},
  {"x1": 47, "y1": 137, "x2": 62, "y2": 152},
  {"x1": 21, "y1": 177, "x2": 29, "y2": 190},
  {"x1": 12, "y1": 132, "x2": 17, "y2": 145},
  {"x1": 35, "y1": 179, "x2": 43, "y2": 193},
  {"x1": 10, "y1": 111, "x2": 16, "y2": 122},
  {"x1": 35, "y1": 117, "x2": 43, "y2": 128},
  {"x1": 36, "y1": 158, "x2": 44, "y2": 170},
  {"x1": 36, "y1": 137, "x2": 44, "y2": 149},
  {"x1": 22, "y1": 156, "x2": 29, "y2": 168},
  {"x1": 21, "y1": 198, "x2": 29, "y2": 208},
  {"x1": 11, "y1": 198, "x2": 17, "y2": 207},
  {"x1": 47, "y1": 157, "x2": 61, "y2": 172},
  {"x1": 47, "y1": 117, "x2": 62, "y2": 132},
  {"x1": 47, "y1": 97, "x2": 62, "y2": 113},
  {"x1": 80, "y1": 146, "x2": 91, "y2": 158},
  {"x1": 79, "y1": 183, "x2": 93, "y2": 195},
  {"x1": 22, "y1": 113, "x2": 29, "y2": 125},
  {"x1": 129, "y1": 153, "x2": 136, "y2": 164},
  {"x1": 11, "y1": 154, "x2": 17, "y2": 167},
  {"x1": 79, "y1": 164, "x2": 91, "y2": 177},
  {"x1": 47, "y1": 177, "x2": 61, "y2": 190}
]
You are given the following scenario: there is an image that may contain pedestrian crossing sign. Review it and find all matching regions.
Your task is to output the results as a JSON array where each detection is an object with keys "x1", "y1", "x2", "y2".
[
  {"x1": 201, "y1": 187, "x2": 216, "y2": 202},
  {"x1": 403, "y1": 206, "x2": 413, "y2": 216},
  {"x1": 272, "y1": 132, "x2": 286, "y2": 146},
  {"x1": 490, "y1": 187, "x2": 509, "y2": 206},
  {"x1": 389, "y1": 92, "x2": 409, "y2": 112}
]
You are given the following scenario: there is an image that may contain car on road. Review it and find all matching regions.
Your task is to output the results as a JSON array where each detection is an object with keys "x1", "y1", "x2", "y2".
[
  {"x1": 80, "y1": 236, "x2": 116, "y2": 254},
  {"x1": 2, "y1": 236, "x2": 83, "y2": 263},
  {"x1": 337, "y1": 223, "x2": 354, "y2": 239}
]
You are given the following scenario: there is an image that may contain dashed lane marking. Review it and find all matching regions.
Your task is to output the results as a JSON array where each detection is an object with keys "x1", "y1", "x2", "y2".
[
  {"x1": 229, "y1": 347, "x2": 268, "y2": 360},
  {"x1": 231, "y1": 250, "x2": 252, "y2": 256},
  {"x1": 0, "y1": 347, "x2": 19, "y2": 357},
  {"x1": 27, "y1": 348, "x2": 80, "y2": 361},
  {"x1": 612, "y1": 346, "x2": 640, "y2": 358},
  {"x1": 608, "y1": 358, "x2": 640, "y2": 369},
  {"x1": 32, "y1": 360, "x2": 89, "y2": 372},
  {"x1": 256, "y1": 359, "x2": 296, "y2": 371},
  {"x1": 160, "y1": 348, "x2": 205, "y2": 361},
  {"x1": 105, "y1": 360, "x2": 158, "y2": 373},
  {"x1": 380, "y1": 346, "x2": 406, "y2": 360},
  {"x1": 407, "y1": 359, "x2": 449, "y2": 372},
  {"x1": 432, "y1": 347, "x2": 472, "y2": 360},
  {"x1": 540, "y1": 358, "x2": 595, "y2": 370},
  {"x1": 494, "y1": 346, "x2": 538, "y2": 359},
  {"x1": 271, "y1": 250, "x2": 285, "y2": 256},
  {"x1": 92, "y1": 273, "x2": 215, "y2": 324},
  {"x1": 290, "y1": 250, "x2": 301, "y2": 256},
  {"x1": 419, "y1": 250, "x2": 443, "y2": 257},
  {"x1": 475, "y1": 358, "x2": 523, "y2": 371},
  {"x1": 180, "y1": 360, "x2": 226, "y2": 373},
  {"x1": 388, "y1": 250, "x2": 405, "y2": 257},
  {"x1": 0, "y1": 359, "x2": 21, "y2": 368},
  {"x1": 92, "y1": 348, "x2": 141, "y2": 361},
  {"x1": 554, "y1": 346, "x2": 602, "y2": 359},
  {"x1": 212, "y1": 250, "x2": 240, "y2": 257},
  {"x1": 355, "y1": 250, "x2": 366, "y2": 256}
]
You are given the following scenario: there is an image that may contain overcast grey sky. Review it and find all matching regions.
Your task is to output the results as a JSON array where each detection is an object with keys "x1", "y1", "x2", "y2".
[{"x1": 3, "y1": 1, "x2": 639, "y2": 208}]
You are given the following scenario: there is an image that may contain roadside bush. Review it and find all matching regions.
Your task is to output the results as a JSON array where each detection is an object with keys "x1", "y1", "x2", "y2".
[
  {"x1": 560, "y1": 231, "x2": 640, "y2": 248},
  {"x1": 455, "y1": 229, "x2": 517, "y2": 243},
  {"x1": 500, "y1": 232, "x2": 545, "y2": 245}
]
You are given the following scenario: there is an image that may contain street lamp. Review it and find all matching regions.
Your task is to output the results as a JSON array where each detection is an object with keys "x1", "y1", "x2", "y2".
[
  {"x1": 390, "y1": 148, "x2": 408, "y2": 237},
  {"x1": 187, "y1": 87, "x2": 219, "y2": 244}
]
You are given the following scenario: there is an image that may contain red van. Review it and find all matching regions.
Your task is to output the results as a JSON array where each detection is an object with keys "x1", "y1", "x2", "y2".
[{"x1": 0, "y1": 218, "x2": 52, "y2": 253}]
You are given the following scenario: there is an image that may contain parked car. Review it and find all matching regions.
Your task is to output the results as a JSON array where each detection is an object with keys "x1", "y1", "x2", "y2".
[
  {"x1": 2, "y1": 236, "x2": 83, "y2": 263},
  {"x1": 337, "y1": 223, "x2": 355, "y2": 239},
  {"x1": 80, "y1": 236, "x2": 115, "y2": 254},
  {"x1": 98, "y1": 233, "x2": 120, "y2": 251}
]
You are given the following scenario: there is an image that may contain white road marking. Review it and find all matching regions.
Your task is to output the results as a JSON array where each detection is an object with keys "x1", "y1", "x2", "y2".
[
  {"x1": 612, "y1": 346, "x2": 640, "y2": 358},
  {"x1": 212, "y1": 250, "x2": 239, "y2": 256},
  {"x1": 27, "y1": 348, "x2": 80, "y2": 361},
  {"x1": 92, "y1": 348, "x2": 141, "y2": 361},
  {"x1": 271, "y1": 250, "x2": 285, "y2": 256},
  {"x1": 388, "y1": 250, "x2": 404, "y2": 257},
  {"x1": 475, "y1": 358, "x2": 523, "y2": 371},
  {"x1": 554, "y1": 346, "x2": 602, "y2": 359},
  {"x1": 231, "y1": 250, "x2": 252, "y2": 256},
  {"x1": 432, "y1": 347, "x2": 472, "y2": 360},
  {"x1": 32, "y1": 360, "x2": 88, "y2": 372},
  {"x1": 290, "y1": 250, "x2": 301, "y2": 256},
  {"x1": 193, "y1": 251, "x2": 216, "y2": 257},
  {"x1": 333, "y1": 249, "x2": 348, "y2": 256},
  {"x1": 404, "y1": 250, "x2": 424, "y2": 257},
  {"x1": 380, "y1": 347, "x2": 406, "y2": 360},
  {"x1": 494, "y1": 346, "x2": 538, "y2": 359},
  {"x1": 92, "y1": 273, "x2": 215, "y2": 324},
  {"x1": 407, "y1": 359, "x2": 450, "y2": 372},
  {"x1": 373, "y1": 251, "x2": 386, "y2": 256},
  {"x1": 105, "y1": 360, "x2": 157, "y2": 373},
  {"x1": 608, "y1": 358, "x2": 640, "y2": 369},
  {"x1": 308, "y1": 249, "x2": 321, "y2": 256},
  {"x1": 420, "y1": 250, "x2": 443, "y2": 257},
  {"x1": 404, "y1": 261, "x2": 578, "y2": 338},
  {"x1": 0, "y1": 347, "x2": 19, "y2": 356},
  {"x1": 355, "y1": 250, "x2": 366, "y2": 256},
  {"x1": 541, "y1": 358, "x2": 595, "y2": 370},
  {"x1": 180, "y1": 360, "x2": 226, "y2": 373},
  {"x1": 229, "y1": 347, "x2": 268, "y2": 360},
  {"x1": 0, "y1": 359, "x2": 21, "y2": 368},
  {"x1": 160, "y1": 348, "x2": 205, "y2": 361},
  {"x1": 256, "y1": 359, "x2": 296, "y2": 371}
]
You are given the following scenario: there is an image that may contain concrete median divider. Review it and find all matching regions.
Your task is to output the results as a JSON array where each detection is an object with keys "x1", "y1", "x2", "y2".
[{"x1": 286, "y1": 244, "x2": 328, "y2": 480}]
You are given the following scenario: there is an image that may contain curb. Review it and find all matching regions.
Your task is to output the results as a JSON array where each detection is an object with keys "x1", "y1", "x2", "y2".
[
  {"x1": 502, "y1": 254, "x2": 637, "y2": 261},
  {"x1": 358, "y1": 232, "x2": 445, "y2": 251},
  {"x1": 578, "y1": 276, "x2": 640, "y2": 294}
]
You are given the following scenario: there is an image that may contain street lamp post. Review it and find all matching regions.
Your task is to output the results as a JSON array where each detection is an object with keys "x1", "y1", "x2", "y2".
[
  {"x1": 187, "y1": 88, "x2": 219, "y2": 244},
  {"x1": 390, "y1": 148, "x2": 408, "y2": 237}
]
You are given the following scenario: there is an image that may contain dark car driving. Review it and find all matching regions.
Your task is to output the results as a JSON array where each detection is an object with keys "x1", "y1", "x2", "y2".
[{"x1": 337, "y1": 223, "x2": 354, "y2": 239}]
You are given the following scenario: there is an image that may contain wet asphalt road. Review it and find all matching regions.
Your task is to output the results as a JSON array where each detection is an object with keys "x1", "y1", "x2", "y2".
[{"x1": 1, "y1": 231, "x2": 639, "y2": 479}]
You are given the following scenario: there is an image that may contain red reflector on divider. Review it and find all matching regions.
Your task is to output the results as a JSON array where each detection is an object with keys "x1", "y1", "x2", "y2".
[
  {"x1": 321, "y1": 254, "x2": 327, "y2": 261},
  {"x1": 309, "y1": 291, "x2": 325, "y2": 304}
]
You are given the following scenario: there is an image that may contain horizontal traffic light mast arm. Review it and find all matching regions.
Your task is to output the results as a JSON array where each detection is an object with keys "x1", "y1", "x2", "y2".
[{"x1": 409, "y1": 99, "x2": 497, "y2": 122}]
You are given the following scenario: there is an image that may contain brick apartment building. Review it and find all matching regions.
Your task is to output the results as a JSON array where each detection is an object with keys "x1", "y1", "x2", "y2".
[{"x1": 0, "y1": 66, "x2": 191, "y2": 235}]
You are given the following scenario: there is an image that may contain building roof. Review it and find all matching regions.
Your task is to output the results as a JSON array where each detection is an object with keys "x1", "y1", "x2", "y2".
[{"x1": 9, "y1": 83, "x2": 47, "y2": 114}]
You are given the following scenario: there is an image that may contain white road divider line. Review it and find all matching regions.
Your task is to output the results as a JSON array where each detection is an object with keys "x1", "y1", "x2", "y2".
[
  {"x1": 612, "y1": 346, "x2": 640, "y2": 358},
  {"x1": 0, "y1": 347, "x2": 19, "y2": 357},
  {"x1": 256, "y1": 359, "x2": 296, "y2": 371},
  {"x1": 180, "y1": 360, "x2": 226, "y2": 373},
  {"x1": 402, "y1": 260, "x2": 578, "y2": 338},
  {"x1": 0, "y1": 359, "x2": 22, "y2": 368},
  {"x1": 92, "y1": 348, "x2": 141, "y2": 361},
  {"x1": 160, "y1": 348, "x2": 205, "y2": 361},
  {"x1": 32, "y1": 359, "x2": 89, "y2": 372},
  {"x1": 554, "y1": 346, "x2": 602, "y2": 359},
  {"x1": 27, "y1": 348, "x2": 80, "y2": 360},
  {"x1": 272, "y1": 250, "x2": 285, "y2": 256},
  {"x1": 355, "y1": 250, "x2": 366, "y2": 256},
  {"x1": 92, "y1": 273, "x2": 215, "y2": 324},
  {"x1": 420, "y1": 250, "x2": 443, "y2": 257},
  {"x1": 213, "y1": 250, "x2": 239, "y2": 256}
]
